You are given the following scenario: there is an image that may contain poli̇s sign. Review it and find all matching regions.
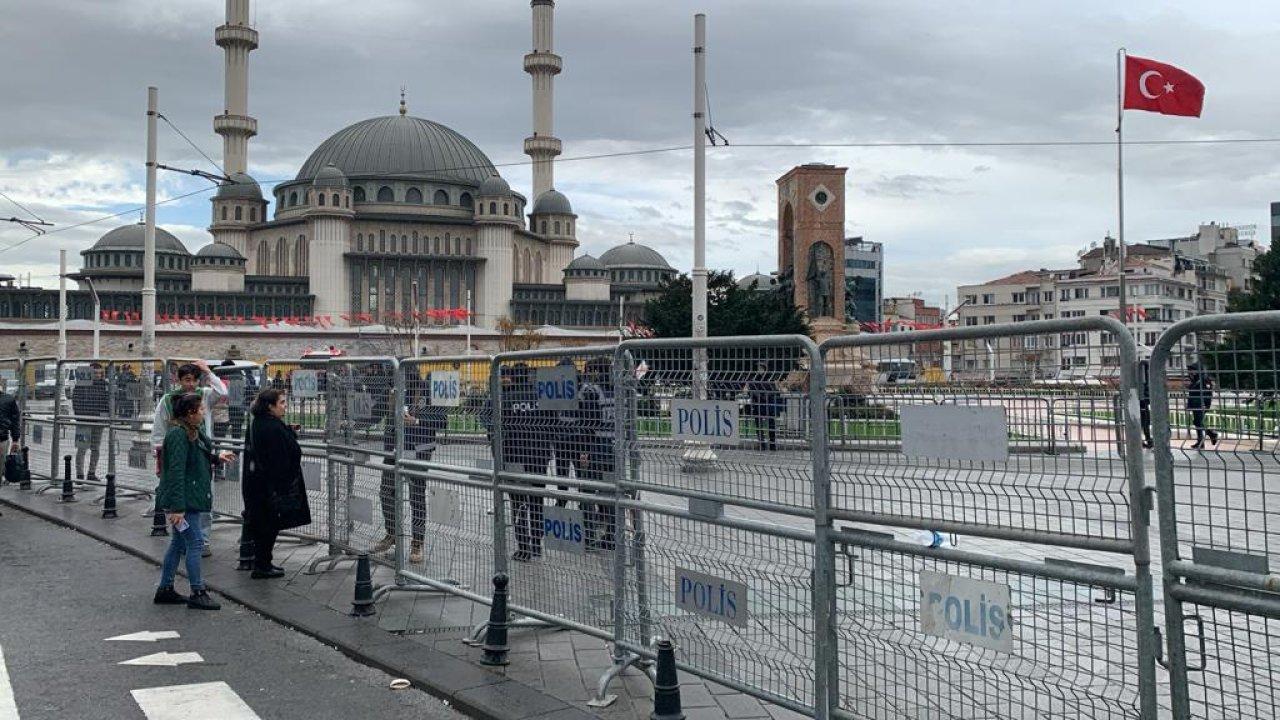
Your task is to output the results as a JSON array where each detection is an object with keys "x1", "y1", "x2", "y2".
[
  {"x1": 675, "y1": 567, "x2": 748, "y2": 627},
  {"x1": 670, "y1": 399, "x2": 740, "y2": 445},
  {"x1": 542, "y1": 505, "x2": 585, "y2": 554},
  {"x1": 291, "y1": 370, "x2": 320, "y2": 399},
  {"x1": 919, "y1": 571, "x2": 1012, "y2": 653},
  {"x1": 429, "y1": 371, "x2": 461, "y2": 407},
  {"x1": 535, "y1": 366, "x2": 578, "y2": 411}
]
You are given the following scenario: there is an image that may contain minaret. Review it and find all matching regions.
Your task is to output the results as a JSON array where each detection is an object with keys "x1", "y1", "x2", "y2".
[
  {"x1": 214, "y1": 0, "x2": 258, "y2": 175},
  {"x1": 524, "y1": 0, "x2": 562, "y2": 200}
]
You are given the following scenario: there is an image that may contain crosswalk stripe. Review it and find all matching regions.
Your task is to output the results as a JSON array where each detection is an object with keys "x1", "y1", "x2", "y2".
[
  {"x1": 0, "y1": 645, "x2": 20, "y2": 720},
  {"x1": 130, "y1": 682, "x2": 260, "y2": 720}
]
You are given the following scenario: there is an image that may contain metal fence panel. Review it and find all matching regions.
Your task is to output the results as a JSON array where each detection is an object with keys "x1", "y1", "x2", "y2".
[
  {"x1": 822, "y1": 318, "x2": 1155, "y2": 720},
  {"x1": 260, "y1": 359, "x2": 329, "y2": 543},
  {"x1": 20, "y1": 357, "x2": 64, "y2": 481},
  {"x1": 1150, "y1": 310, "x2": 1280, "y2": 720}
]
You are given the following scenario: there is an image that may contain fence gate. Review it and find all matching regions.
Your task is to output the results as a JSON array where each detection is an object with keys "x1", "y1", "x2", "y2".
[
  {"x1": 821, "y1": 317, "x2": 1157, "y2": 720},
  {"x1": 1150, "y1": 310, "x2": 1280, "y2": 720},
  {"x1": 18, "y1": 356, "x2": 59, "y2": 481}
]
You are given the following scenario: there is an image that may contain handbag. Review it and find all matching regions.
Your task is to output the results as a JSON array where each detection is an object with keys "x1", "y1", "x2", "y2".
[{"x1": 3, "y1": 452, "x2": 22, "y2": 485}]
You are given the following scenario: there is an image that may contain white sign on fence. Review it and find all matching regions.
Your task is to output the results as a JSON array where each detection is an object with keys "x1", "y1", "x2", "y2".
[
  {"x1": 350, "y1": 391, "x2": 374, "y2": 422},
  {"x1": 670, "y1": 399, "x2": 740, "y2": 445},
  {"x1": 535, "y1": 366, "x2": 579, "y2": 410},
  {"x1": 675, "y1": 567, "x2": 748, "y2": 627},
  {"x1": 291, "y1": 370, "x2": 320, "y2": 399},
  {"x1": 900, "y1": 405, "x2": 1009, "y2": 462},
  {"x1": 429, "y1": 487, "x2": 460, "y2": 527},
  {"x1": 919, "y1": 570, "x2": 1012, "y2": 653},
  {"x1": 348, "y1": 496, "x2": 374, "y2": 526},
  {"x1": 430, "y1": 371, "x2": 462, "y2": 407},
  {"x1": 542, "y1": 505, "x2": 585, "y2": 554},
  {"x1": 301, "y1": 462, "x2": 321, "y2": 492}
]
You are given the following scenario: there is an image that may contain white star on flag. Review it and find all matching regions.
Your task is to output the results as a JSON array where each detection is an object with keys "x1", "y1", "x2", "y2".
[{"x1": 1163, "y1": 82, "x2": 1175, "y2": 94}]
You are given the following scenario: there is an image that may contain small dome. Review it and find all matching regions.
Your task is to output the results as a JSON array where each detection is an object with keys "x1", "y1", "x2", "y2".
[
  {"x1": 312, "y1": 163, "x2": 347, "y2": 188},
  {"x1": 195, "y1": 242, "x2": 244, "y2": 260},
  {"x1": 87, "y1": 223, "x2": 189, "y2": 255},
  {"x1": 531, "y1": 188, "x2": 573, "y2": 215},
  {"x1": 477, "y1": 174, "x2": 511, "y2": 196},
  {"x1": 737, "y1": 272, "x2": 777, "y2": 291},
  {"x1": 566, "y1": 254, "x2": 606, "y2": 272},
  {"x1": 600, "y1": 240, "x2": 672, "y2": 270},
  {"x1": 215, "y1": 172, "x2": 263, "y2": 200}
]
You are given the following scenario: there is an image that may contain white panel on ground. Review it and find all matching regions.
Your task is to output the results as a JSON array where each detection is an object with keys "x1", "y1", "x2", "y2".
[
  {"x1": 118, "y1": 652, "x2": 203, "y2": 667},
  {"x1": 900, "y1": 405, "x2": 1009, "y2": 462},
  {"x1": 131, "y1": 682, "x2": 260, "y2": 720},
  {"x1": 0, "y1": 645, "x2": 20, "y2": 720},
  {"x1": 105, "y1": 631, "x2": 180, "y2": 642}
]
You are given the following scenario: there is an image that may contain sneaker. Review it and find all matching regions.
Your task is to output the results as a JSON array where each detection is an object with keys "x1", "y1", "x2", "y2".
[
  {"x1": 250, "y1": 567, "x2": 285, "y2": 579},
  {"x1": 187, "y1": 590, "x2": 221, "y2": 611},
  {"x1": 201, "y1": 546, "x2": 212, "y2": 558},
  {"x1": 371, "y1": 534, "x2": 395, "y2": 554},
  {"x1": 409, "y1": 542, "x2": 424, "y2": 564},
  {"x1": 1190, "y1": 442, "x2": 1204, "y2": 450},
  {"x1": 153, "y1": 586, "x2": 187, "y2": 605},
  {"x1": 1210, "y1": 433, "x2": 1220, "y2": 446}
]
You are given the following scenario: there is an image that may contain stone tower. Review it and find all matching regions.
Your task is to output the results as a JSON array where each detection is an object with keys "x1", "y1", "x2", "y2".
[
  {"x1": 777, "y1": 164, "x2": 847, "y2": 336},
  {"x1": 214, "y1": 0, "x2": 257, "y2": 176},
  {"x1": 524, "y1": 0, "x2": 562, "y2": 200}
]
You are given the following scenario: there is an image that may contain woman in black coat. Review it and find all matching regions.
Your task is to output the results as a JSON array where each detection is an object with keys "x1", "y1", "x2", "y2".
[{"x1": 244, "y1": 388, "x2": 311, "y2": 578}]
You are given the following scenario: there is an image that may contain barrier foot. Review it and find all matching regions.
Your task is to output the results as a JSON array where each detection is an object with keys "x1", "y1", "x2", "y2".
[
  {"x1": 479, "y1": 573, "x2": 510, "y2": 666},
  {"x1": 236, "y1": 512, "x2": 255, "y2": 571},
  {"x1": 306, "y1": 552, "x2": 358, "y2": 575},
  {"x1": 60, "y1": 456, "x2": 77, "y2": 503},
  {"x1": 150, "y1": 507, "x2": 169, "y2": 537},
  {"x1": 350, "y1": 554, "x2": 377, "y2": 617},
  {"x1": 101, "y1": 474, "x2": 118, "y2": 519},
  {"x1": 18, "y1": 447, "x2": 31, "y2": 490},
  {"x1": 650, "y1": 639, "x2": 684, "y2": 720},
  {"x1": 588, "y1": 651, "x2": 643, "y2": 708}
]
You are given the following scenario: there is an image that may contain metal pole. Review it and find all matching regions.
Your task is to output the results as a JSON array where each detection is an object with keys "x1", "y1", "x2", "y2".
[
  {"x1": 466, "y1": 289, "x2": 473, "y2": 356},
  {"x1": 141, "y1": 86, "x2": 158, "y2": 358},
  {"x1": 692, "y1": 14, "x2": 708, "y2": 373},
  {"x1": 86, "y1": 278, "x2": 101, "y2": 358},
  {"x1": 411, "y1": 281, "x2": 420, "y2": 358},
  {"x1": 57, "y1": 249, "x2": 67, "y2": 360},
  {"x1": 1116, "y1": 49, "x2": 1128, "y2": 329}
]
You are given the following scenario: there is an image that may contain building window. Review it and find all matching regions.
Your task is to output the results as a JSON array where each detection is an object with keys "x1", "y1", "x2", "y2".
[
  {"x1": 331, "y1": 193, "x2": 339, "y2": 206},
  {"x1": 503, "y1": 202, "x2": 510, "y2": 215},
  {"x1": 459, "y1": 192, "x2": 472, "y2": 209},
  {"x1": 368, "y1": 265, "x2": 379, "y2": 315},
  {"x1": 356, "y1": 234, "x2": 363, "y2": 251},
  {"x1": 488, "y1": 201, "x2": 497, "y2": 215},
  {"x1": 289, "y1": 192, "x2": 297, "y2": 207},
  {"x1": 249, "y1": 207, "x2": 258, "y2": 222},
  {"x1": 512, "y1": 247, "x2": 520, "y2": 281},
  {"x1": 540, "y1": 220, "x2": 548, "y2": 234},
  {"x1": 295, "y1": 236, "x2": 307, "y2": 275},
  {"x1": 344, "y1": 196, "x2": 349, "y2": 208},
  {"x1": 377, "y1": 186, "x2": 394, "y2": 202},
  {"x1": 221, "y1": 206, "x2": 228, "y2": 221},
  {"x1": 554, "y1": 220, "x2": 561, "y2": 235},
  {"x1": 1011, "y1": 292, "x2": 1025, "y2": 303},
  {"x1": 353, "y1": 187, "x2": 365, "y2": 202},
  {"x1": 433, "y1": 189, "x2": 449, "y2": 205},
  {"x1": 234, "y1": 206, "x2": 243, "y2": 221},
  {"x1": 980, "y1": 293, "x2": 994, "y2": 304},
  {"x1": 982, "y1": 315, "x2": 996, "y2": 325},
  {"x1": 257, "y1": 241, "x2": 270, "y2": 274},
  {"x1": 405, "y1": 188, "x2": 422, "y2": 204},
  {"x1": 318, "y1": 193, "x2": 325, "y2": 206},
  {"x1": 276, "y1": 237, "x2": 288, "y2": 275}
]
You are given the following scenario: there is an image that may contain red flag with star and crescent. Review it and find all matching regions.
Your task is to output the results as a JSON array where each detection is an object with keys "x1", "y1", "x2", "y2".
[{"x1": 1123, "y1": 55, "x2": 1204, "y2": 117}]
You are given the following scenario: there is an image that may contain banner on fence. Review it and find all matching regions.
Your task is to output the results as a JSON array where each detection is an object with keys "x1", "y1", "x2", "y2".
[
  {"x1": 676, "y1": 567, "x2": 750, "y2": 628},
  {"x1": 900, "y1": 405, "x2": 1009, "y2": 462},
  {"x1": 671, "y1": 399, "x2": 740, "y2": 444},
  {"x1": 919, "y1": 570, "x2": 1012, "y2": 653}
]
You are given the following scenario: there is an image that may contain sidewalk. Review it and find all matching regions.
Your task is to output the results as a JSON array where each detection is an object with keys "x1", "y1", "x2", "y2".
[{"x1": 0, "y1": 482, "x2": 796, "y2": 720}]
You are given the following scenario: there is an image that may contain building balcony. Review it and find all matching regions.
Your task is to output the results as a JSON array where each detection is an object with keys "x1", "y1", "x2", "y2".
[
  {"x1": 215, "y1": 24, "x2": 259, "y2": 50},
  {"x1": 523, "y1": 136, "x2": 562, "y2": 157},
  {"x1": 523, "y1": 52, "x2": 562, "y2": 74},
  {"x1": 214, "y1": 114, "x2": 258, "y2": 137}
]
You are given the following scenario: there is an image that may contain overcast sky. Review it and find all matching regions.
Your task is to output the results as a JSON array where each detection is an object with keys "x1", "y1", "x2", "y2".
[{"x1": 1, "y1": 0, "x2": 1277, "y2": 306}]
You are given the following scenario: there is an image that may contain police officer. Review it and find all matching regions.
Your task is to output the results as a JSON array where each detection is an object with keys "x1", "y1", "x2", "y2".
[
  {"x1": 374, "y1": 377, "x2": 448, "y2": 564},
  {"x1": 577, "y1": 357, "x2": 617, "y2": 551},
  {"x1": 550, "y1": 356, "x2": 581, "y2": 508},
  {"x1": 503, "y1": 363, "x2": 552, "y2": 561}
]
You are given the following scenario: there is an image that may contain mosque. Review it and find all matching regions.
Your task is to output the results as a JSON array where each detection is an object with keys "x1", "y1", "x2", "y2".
[{"x1": 2, "y1": 0, "x2": 676, "y2": 329}]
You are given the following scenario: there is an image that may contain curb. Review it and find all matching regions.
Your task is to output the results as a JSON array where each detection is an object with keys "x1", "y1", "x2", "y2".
[{"x1": 0, "y1": 490, "x2": 600, "y2": 720}]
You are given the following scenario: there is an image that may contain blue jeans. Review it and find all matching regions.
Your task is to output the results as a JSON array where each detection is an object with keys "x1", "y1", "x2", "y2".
[
  {"x1": 200, "y1": 511, "x2": 212, "y2": 548},
  {"x1": 159, "y1": 511, "x2": 205, "y2": 590}
]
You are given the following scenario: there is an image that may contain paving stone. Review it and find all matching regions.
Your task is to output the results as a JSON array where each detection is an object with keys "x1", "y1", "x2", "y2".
[
  {"x1": 678, "y1": 682, "x2": 719, "y2": 708},
  {"x1": 714, "y1": 693, "x2": 771, "y2": 719}
]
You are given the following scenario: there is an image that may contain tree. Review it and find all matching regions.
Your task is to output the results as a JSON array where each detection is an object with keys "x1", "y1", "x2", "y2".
[
  {"x1": 1202, "y1": 248, "x2": 1278, "y2": 393},
  {"x1": 495, "y1": 316, "x2": 545, "y2": 351},
  {"x1": 642, "y1": 271, "x2": 809, "y2": 338}
]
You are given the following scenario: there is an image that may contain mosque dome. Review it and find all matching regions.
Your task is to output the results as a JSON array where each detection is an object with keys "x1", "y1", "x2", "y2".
[
  {"x1": 737, "y1": 272, "x2": 777, "y2": 291},
  {"x1": 87, "y1": 223, "x2": 189, "y2": 255},
  {"x1": 565, "y1": 254, "x2": 607, "y2": 272},
  {"x1": 477, "y1": 174, "x2": 512, "y2": 196},
  {"x1": 531, "y1": 189, "x2": 573, "y2": 215},
  {"x1": 295, "y1": 115, "x2": 497, "y2": 185},
  {"x1": 215, "y1": 171, "x2": 263, "y2": 200},
  {"x1": 195, "y1": 242, "x2": 244, "y2": 260},
  {"x1": 600, "y1": 239, "x2": 672, "y2": 270},
  {"x1": 312, "y1": 163, "x2": 347, "y2": 188}
]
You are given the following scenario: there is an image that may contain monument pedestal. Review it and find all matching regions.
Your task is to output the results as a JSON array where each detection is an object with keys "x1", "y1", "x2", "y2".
[{"x1": 810, "y1": 317, "x2": 849, "y2": 345}]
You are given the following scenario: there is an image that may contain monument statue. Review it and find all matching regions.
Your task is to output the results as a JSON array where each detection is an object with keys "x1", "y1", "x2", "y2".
[{"x1": 806, "y1": 242, "x2": 835, "y2": 318}]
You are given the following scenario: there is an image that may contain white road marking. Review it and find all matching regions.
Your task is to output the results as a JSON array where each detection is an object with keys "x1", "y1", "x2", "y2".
[
  {"x1": 0, "y1": 645, "x2": 19, "y2": 720},
  {"x1": 131, "y1": 682, "x2": 260, "y2": 720},
  {"x1": 105, "y1": 631, "x2": 181, "y2": 643},
  {"x1": 118, "y1": 652, "x2": 204, "y2": 667}
]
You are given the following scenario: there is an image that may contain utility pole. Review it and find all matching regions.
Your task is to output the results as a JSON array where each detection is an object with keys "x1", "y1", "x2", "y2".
[
  {"x1": 683, "y1": 13, "x2": 715, "y2": 471},
  {"x1": 410, "y1": 280, "x2": 420, "y2": 357},
  {"x1": 86, "y1": 277, "x2": 101, "y2": 358},
  {"x1": 57, "y1": 249, "x2": 67, "y2": 360},
  {"x1": 141, "y1": 86, "x2": 158, "y2": 358}
]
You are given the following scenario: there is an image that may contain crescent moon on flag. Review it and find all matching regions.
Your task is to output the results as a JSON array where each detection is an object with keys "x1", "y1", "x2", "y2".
[{"x1": 1138, "y1": 70, "x2": 1163, "y2": 100}]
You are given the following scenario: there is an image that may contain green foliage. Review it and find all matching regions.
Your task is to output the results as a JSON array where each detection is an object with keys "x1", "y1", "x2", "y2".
[
  {"x1": 1228, "y1": 246, "x2": 1280, "y2": 313},
  {"x1": 642, "y1": 271, "x2": 809, "y2": 338},
  {"x1": 1206, "y1": 248, "x2": 1279, "y2": 392}
]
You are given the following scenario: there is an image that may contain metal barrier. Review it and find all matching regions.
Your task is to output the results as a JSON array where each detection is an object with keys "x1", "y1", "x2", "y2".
[
  {"x1": 1150, "y1": 310, "x2": 1280, "y2": 720},
  {"x1": 19, "y1": 357, "x2": 59, "y2": 481},
  {"x1": 821, "y1": 317, "x2": 1157, "y2": 720},
  {"x1": 258, "y1": 359, "x2": 329, "y2": 547}
]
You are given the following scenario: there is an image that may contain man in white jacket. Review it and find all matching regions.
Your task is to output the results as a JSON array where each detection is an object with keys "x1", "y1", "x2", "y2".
[{"x1": 152, "y1": 360, "x2": 227, "y2": 555}]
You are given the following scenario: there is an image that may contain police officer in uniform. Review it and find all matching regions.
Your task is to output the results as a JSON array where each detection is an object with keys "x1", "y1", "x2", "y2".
[
  {"x1": 504, "y1": 363, "x2": 552, "y2": 561},
  {"x1": 577, "y1": 358, "x2": 617, "y2": 551}
]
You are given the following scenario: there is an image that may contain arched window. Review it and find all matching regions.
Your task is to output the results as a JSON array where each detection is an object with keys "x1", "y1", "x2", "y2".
[
  {"x1": 289, "y1": 192, "x2": 297, "y2": 207},
  {"x1": 435, "y1": 189, "x2": 450, "y2": 205},
  {"x1": 522, "y1": 249, "x2": 531, "y2": 284},
  {"x1": 344, "y1": 196, "x2": 349, "y2": 208},
  {"x1": 235, "y1": 206, "x2": 243, "y2": 221},
  {"x1": 512, "y1": 247, "x2": 520, "y2": 281},
  {"x1": 459, "y1": 192, "x2": 472, "y2": 208},
  {"x1": 554, "y1": 220, "x2": 561, "y2": 235},
  {"x1": 503, "y1": 202, "x2": 509, "y2": 215},
  {"x1": 540, "y1": 220, "x2": 547, "y2": 234},
  {"x1": 317, "y1": 193, "x2": 325, "y2": 206},
  {"x1": 377, "y1": 186, "x2": 394, "y2": 202},
  {"x1": 294, "y1": 236, "x2": 307, "y2": 275},
  {"x1": 488, "y1": 201, "x2": 497, "y2": 215},
  {"x1": 406, "y1": 188, "x2": 423, "y2": 204},
  {"x1": 275, "y1": 237, "x2": 289, "y2": 275},
  {"x1": 257, "y1": 241, "x2": 270, "y2": 274},
  {"x1": 221, "y1": 206, "x2": 228, "y2": 221},
  {"x1": 356, "y1": 233, "x2": 363, "y2": 251},
  {"x1": 413, "y1": 234, "x2": 420, "y2": 253},
  {"x1": 250, "y1": 207, "x2": 258, "y2": 222},
  {"x1": 401, "y1": 235, "x2": 408, "y2": 253},
  {"x1": 535, "y1": 252, "x2": 543, "y2": 283},
  {"x1": 331, "y1": 193, "x2": 339, "y2": 206},
  {"x1": 353, "y1": 187, "x2": 366, "y2": 202}
]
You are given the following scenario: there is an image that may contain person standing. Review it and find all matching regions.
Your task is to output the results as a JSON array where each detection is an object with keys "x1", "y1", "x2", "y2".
[
  {"x1": 243, "y1": 388, "x2": 311, "y2": 578},
  {"x1": 154, "y1": 393, "x2": 234, "y2": 610},
  {"x1": 1187, "y1": 363, "x2": 1220, "y2": 450},
  {"x1": 372, "y1": 378, "x2": 447, "y2": 564},
  {"x1": 151, "y1": 361, "x2": 227, "y2": 556},
  {"x1": 1138, "y1": 359, "x2": 1154, "y2": 449},
  {"x1": 504, "y1": 364, "x2": 552, "y2": 562},
  {"x1": 71, "y1": 363, "x2": 110, "y2": 482},
  {"x1": 0, "y1": 378, "x2": 20, "y2": 474},
  {"x1": 746, "y1": 360, "x2": 781, "y2": 452},
  {"x1": 577, "y1": 358, "x2": 617, "y2": 551}
]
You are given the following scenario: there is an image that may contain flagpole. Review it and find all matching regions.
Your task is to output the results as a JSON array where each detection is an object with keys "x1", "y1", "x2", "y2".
[{"x1": 1116, "y1": 48, "x2": 1128, "y2": 328}]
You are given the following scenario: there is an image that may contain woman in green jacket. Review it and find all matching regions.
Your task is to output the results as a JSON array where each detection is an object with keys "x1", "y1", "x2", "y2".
[{"x1": 153, "y1": 393, "x2": 234, "y2": 610}]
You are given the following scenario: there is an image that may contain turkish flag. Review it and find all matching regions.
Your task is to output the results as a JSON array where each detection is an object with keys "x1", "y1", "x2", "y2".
[{"x1": 1123, "y1": 55, "x2": 1204, "y2": 117}]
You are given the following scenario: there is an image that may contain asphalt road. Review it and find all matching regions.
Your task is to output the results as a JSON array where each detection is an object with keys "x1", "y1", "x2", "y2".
[{"x1": 0, "y1": 507, "x2": 469, "y2": 720}]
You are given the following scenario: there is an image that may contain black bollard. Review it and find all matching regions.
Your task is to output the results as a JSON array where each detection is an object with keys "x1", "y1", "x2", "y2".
[
  {"x1": 60, "y1": 455, "x2": 76, "y2": 503},
  {"x1": 236, "y1": 510, "x2": 255, "y2": 571},
  {"x1": 650, "y1": 639, "x2": 685, "y2": 720},
  {"x1": 101, "y1": 474, "x2": 118, "y2": 519},
  {"x1": 479, "y1": 573, "x2": 511, "y2": 666},
  {"x1": 18, "y1": 446, "x2": 31, "y2": 490},
  {"x1": 350, "y1": 554, "x2": 376, "y2": 617}
]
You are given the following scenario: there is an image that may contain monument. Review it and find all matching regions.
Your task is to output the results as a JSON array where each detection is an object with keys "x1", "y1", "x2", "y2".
[{"x1": 776, "y1": 164, "x2": 848, "y2": 342}]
